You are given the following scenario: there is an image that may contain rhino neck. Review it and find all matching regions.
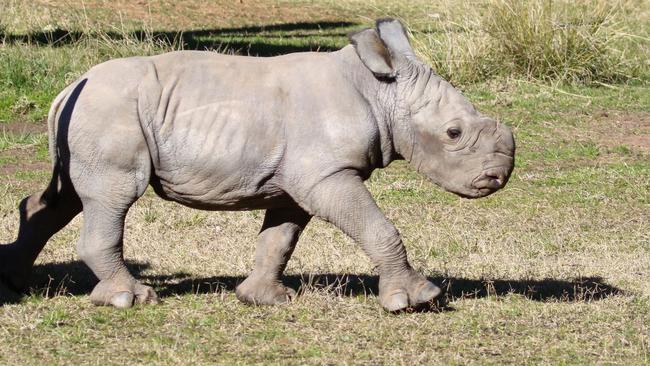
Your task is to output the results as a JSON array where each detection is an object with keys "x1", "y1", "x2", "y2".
[{"x1": 332, "y1": 46, "x2": 400, "y2": 168}]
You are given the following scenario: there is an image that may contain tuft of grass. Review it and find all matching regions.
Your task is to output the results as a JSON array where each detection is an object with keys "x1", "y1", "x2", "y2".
[
  {"x1": 0, "y1": 131, "x2": 47, "y2": 151},
  {"x1": 412, "y1": 0, "x2": 649, "y2": 85}
]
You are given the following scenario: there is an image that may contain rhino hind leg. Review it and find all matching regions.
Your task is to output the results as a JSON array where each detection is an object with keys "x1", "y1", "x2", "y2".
[
  {"x1": 66, "y1": 106, "x2": 155, "y2": 308},
  {"x1": 75, "y1": 192, "x2": 158, "y2": 308},
  {"x1": 0, "y1": 176, "x2": 82, "y2": 294},
  {"x1": 70, "y1": 145, "x2": 157, "y2": 308},
  {"x1": 236, "y1": 206, "x2": 311, "y2": 305}
]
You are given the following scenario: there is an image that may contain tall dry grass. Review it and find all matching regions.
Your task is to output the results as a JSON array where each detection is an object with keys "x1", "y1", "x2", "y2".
[{"x1": 412, "y1": 0, "x2": 648, "y2": 85}]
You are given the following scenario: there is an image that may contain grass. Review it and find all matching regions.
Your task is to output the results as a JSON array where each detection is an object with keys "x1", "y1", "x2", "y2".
[
  {"x1": 0, "y1": 0, "x2": 649, "y2": 364},
  {"x1": 412, "y1": 0, "x2": 649, "y2": 85},
  {"x1": 0, "y1": 131, "x2": 46, "y2": 151}
]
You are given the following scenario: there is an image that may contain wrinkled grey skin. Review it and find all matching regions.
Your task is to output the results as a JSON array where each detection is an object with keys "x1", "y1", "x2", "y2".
[{"x1": 0, "y1": 19, "x2": 514, "y2": 311}]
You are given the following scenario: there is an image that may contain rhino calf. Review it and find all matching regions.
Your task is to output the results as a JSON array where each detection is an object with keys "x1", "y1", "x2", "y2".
[{"x1": 0, "y1": 19, "x2": 514, "y2": 311}]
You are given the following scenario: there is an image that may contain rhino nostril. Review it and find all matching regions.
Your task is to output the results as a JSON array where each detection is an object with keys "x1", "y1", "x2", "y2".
[
  {"x1": 473, "y1": 171, "x2": 507, "y2": 190},
  {"x1": 485, "y1": 173, "x2": 504, "y2": 187}
]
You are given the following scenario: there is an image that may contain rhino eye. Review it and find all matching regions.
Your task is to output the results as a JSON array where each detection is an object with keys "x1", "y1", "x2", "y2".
[{"x1": 447, "y1": 127, "x2": 462, "y2": 139}]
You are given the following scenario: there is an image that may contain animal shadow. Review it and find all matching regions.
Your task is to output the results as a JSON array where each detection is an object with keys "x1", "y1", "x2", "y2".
[
  {"x1": 4, "y1": 21, "x2": 357, "y2": 56},
  {"x1": 0, "y1": 260, "x2": 625, "y2": 311}
]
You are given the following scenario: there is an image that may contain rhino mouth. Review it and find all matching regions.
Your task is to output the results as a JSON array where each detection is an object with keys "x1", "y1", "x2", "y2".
[{"x1": 463, "y1": 166, "x2": 512, "y2": 198}]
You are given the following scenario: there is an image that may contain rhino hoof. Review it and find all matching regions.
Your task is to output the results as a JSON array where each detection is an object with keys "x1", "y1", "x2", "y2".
[
  {"x1": 380, "y1": 290, "x2": 409, "y2": 312},
  {"x1": 236, "y1": 278, "x2": 296, "y2": 305},
  {"x1": 0, "y1": 266, "x2": 30, "y2": 294},
  {"x1": 111, "y1": 292, "x2": 135, "y2": 309},
  {"x1": 90, "y1": 280, "x2": 159, "y2": 308},
  {"x1": 0, "y1": 280, "x2": 24, "y2": 305},
  {"x1": 413, "y1": 281, "x2": 442, "y2": 305},
  {"x1": 379, "y1": 275, "x2": 442, "y2": 312}
]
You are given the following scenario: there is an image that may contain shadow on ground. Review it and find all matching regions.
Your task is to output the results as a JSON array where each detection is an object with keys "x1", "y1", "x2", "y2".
[
  {"x1": 4, "y1": 21, "x2": 357, "y2": 56},
  {"x1": 0, "y1": 260, "x2": 625, "y2": 309}
]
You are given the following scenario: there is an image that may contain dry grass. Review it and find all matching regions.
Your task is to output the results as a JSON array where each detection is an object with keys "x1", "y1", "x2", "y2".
[
  {"x1": 1, "y1": 0, "x2": 649, "y2": 364},
  {"x1": 411, "y1": 0, "x2": 649, "y2": 85}
]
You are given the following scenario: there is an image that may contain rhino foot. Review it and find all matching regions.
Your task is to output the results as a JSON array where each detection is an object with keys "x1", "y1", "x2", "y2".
[
  {"x1": 0, "y1": 246, "x2": 31, "y2": 294},
  {"x1": 90, "y1": 277, "x2": 159, "y2": 309},
  {"x1": 0, "y1": 267, "x2": 29, "y2": 294},
  {"x1": 0, "y1": 251, "x2": 31, "y2": 305},
  {"x1": 379, "y1": 270, "x2": 441, "y2": 312},
  {"x1": 0, "y1": 279, "x2": 24, "y2": 305},
  {"x1": 235, "y1": 277, "x2": 296, "y2": 305}
]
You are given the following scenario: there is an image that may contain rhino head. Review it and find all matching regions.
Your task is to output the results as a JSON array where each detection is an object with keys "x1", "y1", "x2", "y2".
[{"x1": 350, "y1": 19, "x2": 515, "y2": 198}]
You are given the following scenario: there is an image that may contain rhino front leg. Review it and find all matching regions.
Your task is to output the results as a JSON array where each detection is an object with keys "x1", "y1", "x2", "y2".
[
  {"x1": 301, "y1": 172, "x2": 441, "y2": 312},
  {"x1": 236, "y1": 206, "x2": 311, "y2": 305}
]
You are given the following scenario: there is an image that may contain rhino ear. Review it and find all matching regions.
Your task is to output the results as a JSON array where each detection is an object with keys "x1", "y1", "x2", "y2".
[
  {"x1": 375, "y1": 18, "x2": 416, "y2": 60},
  {"x1": 349, "y1": 19, "x2": 417, "y2": 79},
  {"x1": 349, "y1": 28, "x2": 396, "y2": 79}
]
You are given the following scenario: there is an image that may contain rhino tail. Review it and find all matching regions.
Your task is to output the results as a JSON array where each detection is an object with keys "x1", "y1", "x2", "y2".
[
  {"x1": 47, "y1": 83, "x2": 72, "y2": 167},
  {"x1": 42, "y1": 78, "x2": 88, "y2": 205}
]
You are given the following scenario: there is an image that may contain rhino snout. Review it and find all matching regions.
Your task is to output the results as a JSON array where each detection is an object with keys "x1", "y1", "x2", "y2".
[
  {"x1": 472, "y1": 169, "x2": 507, "y2": 190},
  {"x1": 470, "y1": 165, "x2": 512, "y2": 196},
  {"x1": 469, "y1": 123, "x2": 515, "y2": 196}
]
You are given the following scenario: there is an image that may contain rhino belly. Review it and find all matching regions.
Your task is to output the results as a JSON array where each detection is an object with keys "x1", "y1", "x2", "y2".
[{"x1": 148, "y1": 100, "x2": 289, "y2": 210}]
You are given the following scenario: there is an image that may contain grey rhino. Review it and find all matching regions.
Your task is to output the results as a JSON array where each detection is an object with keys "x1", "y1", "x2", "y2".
[{"x1": 0, "y1": 19, "x2": 514, "y2": 312}]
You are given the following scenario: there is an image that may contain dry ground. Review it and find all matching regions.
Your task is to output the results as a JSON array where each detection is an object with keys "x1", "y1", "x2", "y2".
[{"x1": 0, "y1": 1, "x2": 649, "y2": 365}]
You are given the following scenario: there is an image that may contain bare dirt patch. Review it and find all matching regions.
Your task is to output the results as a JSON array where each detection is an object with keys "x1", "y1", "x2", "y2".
[
  {"x1": 592, "y1": 111, "x2": 650, "y2": 152},
  {"x1": 0, "y1": 146, "x2": 49, "y2": 176},
  {"x1": 0, "y1": 121, "x2": 50, "y2": 190},
  {"x1": 0, "y1": 120, "x2": 47, "y2": 135}
]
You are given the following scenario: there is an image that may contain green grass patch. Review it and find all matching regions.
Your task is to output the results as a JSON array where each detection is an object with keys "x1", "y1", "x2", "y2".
[{"x1": 0, "y1": 131, "x2": 47, "y2": 151}]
